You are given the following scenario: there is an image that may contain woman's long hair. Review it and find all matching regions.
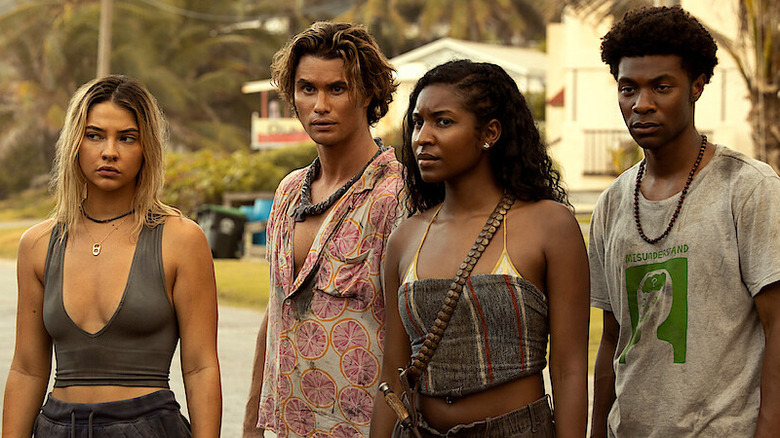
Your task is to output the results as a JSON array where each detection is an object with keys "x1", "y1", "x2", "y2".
[
  {"x1": 401, "y1": 60, "x2": 568, "y2": 214},
  {"x1": 50, "y1": 75, "x2": 179, "y2": 236}
]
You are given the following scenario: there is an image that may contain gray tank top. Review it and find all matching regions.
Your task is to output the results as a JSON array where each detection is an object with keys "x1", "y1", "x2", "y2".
[{"x1": 43, "y1": 223, "x2": 179, "y2": 388}]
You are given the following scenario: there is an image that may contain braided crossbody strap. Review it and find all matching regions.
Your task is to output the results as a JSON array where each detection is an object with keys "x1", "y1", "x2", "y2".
[{"x1": 403, "y1": 192, "x2": 516, "y2": 384}]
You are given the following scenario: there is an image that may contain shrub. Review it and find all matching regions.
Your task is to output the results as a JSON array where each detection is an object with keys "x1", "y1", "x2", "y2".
[
  {"x1": 611, "y1": 139, "x2": 643, "y2": 175},
  {"x1": 164, "y1": 142, "x2": 317, "y2": 215}
]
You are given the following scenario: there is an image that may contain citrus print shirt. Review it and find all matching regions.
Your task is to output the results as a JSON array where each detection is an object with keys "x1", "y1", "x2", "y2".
[
  {"x1": 589, "y1": 145, "x2": 780, "y2": 437},
  {"x1": 257, "y1": 147, "x2": 403, "y2": 437}
]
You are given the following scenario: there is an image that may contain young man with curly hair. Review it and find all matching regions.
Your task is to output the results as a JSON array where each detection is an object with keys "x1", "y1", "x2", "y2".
[
  {"x1": 242, "y1": 22, "x2": 404, "y2": 438},
  {"x1": 589, "y1": 6, "x2": 780, "y2": 437}
]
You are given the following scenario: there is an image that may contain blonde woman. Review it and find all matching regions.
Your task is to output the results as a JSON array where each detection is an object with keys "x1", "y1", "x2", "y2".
[{"x1": 2, "y1": 75, "x2": 221, "y2": 437}]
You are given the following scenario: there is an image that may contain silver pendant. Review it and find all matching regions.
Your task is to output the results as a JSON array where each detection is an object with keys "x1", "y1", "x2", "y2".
[{"x1": 92, "y1": 243, "x2": 101, "y2": 256}]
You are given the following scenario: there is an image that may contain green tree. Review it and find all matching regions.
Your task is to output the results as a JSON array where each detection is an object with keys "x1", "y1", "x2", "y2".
[
  {"x1": 107, "y1": 0, "x2": 285, "y2": 152},
  {"x1": 416, "y1": 0, "x2": 546, "y2": 44},
  {"x1": 560, "y1": 0, "x2": 650, "y2": 22},
  {"x1": 713, "y1": 0, "x2": 780, "y2": 172},
  {"x1": 0, "y1": 0, "x2": 99, "y2": 197},
  {"x1": 337, "y1": 0, "x2": 549, "y2": 57},
  {"x1": 164, "y1": 142, "x2": 317, "y2": 215},
  {"x1": 0, "y1": 0, "x2": 286, "y2": 198},
  {"x1": 336, "y1": 0, "x2": 425, "y2": 57}
]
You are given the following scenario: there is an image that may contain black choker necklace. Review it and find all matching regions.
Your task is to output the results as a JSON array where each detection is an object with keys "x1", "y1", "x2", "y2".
[
  {"x1": 634, "y1": 134, "x2": 707, "y2": 244},
  {"x1": 292, "y1": 144, "x2": 387, "y2": 223},
  {"x1": 81, "y1": 204, "x2": 135, "y2": 224}
]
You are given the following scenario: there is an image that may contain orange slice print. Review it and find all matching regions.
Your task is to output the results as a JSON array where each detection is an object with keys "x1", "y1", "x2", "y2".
[
  {"x1": 283, "y1": 397, "x2": 316, "y2": 436},
  {"x1": 338, "y1": 386, "x2": 373, "y2": 425},
  {"x1": 280, "y1": 304, "x2": 298, "y2": 333},
  {"x1": 295, "y1": 320, "x2": 329, "y2": 360},
  {"x1": 372, "y1": 293, "x2": 385, "y2": 324},
  {"x1": 359, "y1": 234, "x2": 383, "y2": 274},
  {"x1": 311, "y1": 292, "x2": 347, "y2": 320},
  {"x1": 331, "y1": 319, "x2": 370, "y2": 356},
  {"x1": 377, "y1": 326, "x2": 385, "y2": 352},
  {"x1": 278, "y1": 337, "x2": 298, "y2": 374},
  {"x1": 278, "y1": 373, "x2": 292, "y2": 401},
  {"x1": 257, "y1": 395, "x2": 274, "y2": 427},
  {"x1": 340, "y1": 346, "x2": 380, "y2": 387},
  {"x1": 301, "y1": 369, "x2": 337, "y2": 408},
  {"x1": 346, "y1": 278, "x2": 375, "y2": 312},
  {"x1": 330, "y1": 422, "x2": 362, "y2": 437},
  {"x1": 334, "y1": 261, "x2": 369, "y2": 294},
  {"x1": 329, "y1": 219, "x2": 361, "y2": 257}
]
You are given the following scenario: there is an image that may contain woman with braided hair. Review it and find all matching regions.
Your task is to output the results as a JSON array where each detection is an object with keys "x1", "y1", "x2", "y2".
[{"x1": 371, "y1": 60, "x2": 589, "y2": 437}]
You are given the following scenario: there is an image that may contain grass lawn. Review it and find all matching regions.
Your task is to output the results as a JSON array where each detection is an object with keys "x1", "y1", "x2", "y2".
[
  {"x1": 0, "y1": 188, "x2": 55, "y2": 221},
  {"x1": 214, "y1": 259, "x2": 269, "y2": 310},
  {"x1": 589, "y1": 307, "x2": 604, "y2": 373},
  {"x1": 0, "y1": 227, "x2": 27, "y2": 259}
]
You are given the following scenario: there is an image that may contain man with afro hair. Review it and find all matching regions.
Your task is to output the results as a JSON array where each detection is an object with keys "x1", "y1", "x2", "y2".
[{"x1": 589, "y1": 5, "x2": 780, "y2": 437}]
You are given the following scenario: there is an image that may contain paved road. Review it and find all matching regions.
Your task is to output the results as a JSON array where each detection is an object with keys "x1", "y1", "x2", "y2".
[
  {"x1": 0, "y1": 219, "x2": 41, "y2": 231},
  {"x1": 0, "y1": 258, "x2": 263, "y2": 437}
]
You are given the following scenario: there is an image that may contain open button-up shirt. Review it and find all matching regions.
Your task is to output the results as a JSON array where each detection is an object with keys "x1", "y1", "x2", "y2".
[{"x1": 257, "y1": 147, "x2": 404, "y2": 437}]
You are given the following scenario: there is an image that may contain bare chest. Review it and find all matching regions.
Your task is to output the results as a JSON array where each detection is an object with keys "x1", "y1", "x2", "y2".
[
  {"x1": 292, "y1": 214, "x2": 328, "y2": 278},
  {"x1": 412, "y1": 213, "x2": 547, "y2": 291}
]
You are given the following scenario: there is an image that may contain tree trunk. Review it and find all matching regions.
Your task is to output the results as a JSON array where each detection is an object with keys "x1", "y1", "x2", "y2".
[{"x1": 751, "y1": 88, "x2": 780, "y2": 174}]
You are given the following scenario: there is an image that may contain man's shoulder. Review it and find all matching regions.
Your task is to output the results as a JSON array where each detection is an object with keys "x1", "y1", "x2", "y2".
[
  {"x1": 364, "y1": 148, "x2": 404, "y2": 194},
  {"x1": 277, "y1": 167, "x2": 309, "y2": 195},
  {"x1": 712, "y1": 145, "x2": 779, "y2": 181},
  {"x1": 593, "y1": 164, "x2": 638, "y2": 213}
]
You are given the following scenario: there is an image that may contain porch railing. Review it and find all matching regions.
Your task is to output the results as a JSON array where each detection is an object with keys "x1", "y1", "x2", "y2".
[{"x1": 583, "y1": 129, "x2": 633, "y2": 176}]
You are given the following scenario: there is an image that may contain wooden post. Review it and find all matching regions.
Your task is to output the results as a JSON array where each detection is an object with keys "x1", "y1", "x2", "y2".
[{"x1": 96, "y1": 0, "x2": 113, "y2": 78}]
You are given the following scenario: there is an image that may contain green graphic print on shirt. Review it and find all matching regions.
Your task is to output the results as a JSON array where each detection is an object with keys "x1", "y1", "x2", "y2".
[{"x1": 620, "y1": 257, "x2": 688, "y2": 364}]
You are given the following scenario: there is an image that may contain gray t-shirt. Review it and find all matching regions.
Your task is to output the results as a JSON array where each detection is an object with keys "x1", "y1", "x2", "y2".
[{"x1": 590, "y1": 145, "x2": 780, "y2": 437}]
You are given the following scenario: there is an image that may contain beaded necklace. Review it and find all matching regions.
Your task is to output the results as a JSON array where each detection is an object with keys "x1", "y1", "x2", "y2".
[
  {"x1": 81, "y1": 202, "x2": 135, "y2": 224},
  {"x1": 292, "y1": 145, "x2": 387, "y2": 222},
  {"x1": 633, "y1": 134, "x2": 707, "y2": 244}
]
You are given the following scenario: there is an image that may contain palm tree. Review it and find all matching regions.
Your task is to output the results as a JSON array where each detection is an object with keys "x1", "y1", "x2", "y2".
[
  {"x1": 0, "y1": 0, "x2": 286, "y2": 197},
  {"x1": 560, "y1": 0, "x2": 650, "y2": 21},
  {"x1": 111, "y1": 0, "x2": 285, "y2": 152},
  {"x1": 415, "y1": 0, "x2": 547, "y2": 44},
  {"x1": 338, "y1": 0, "x2": 549, "y2": 57},
  {"x1": 336, "y1": 0, "x2": 412, "y2": 57},
  {"x1": 0, "y1": 0, "x2": 99, "y2": 197},
  {"x1": 712, "y1": 0, "x2": 780, "y2": 172}
]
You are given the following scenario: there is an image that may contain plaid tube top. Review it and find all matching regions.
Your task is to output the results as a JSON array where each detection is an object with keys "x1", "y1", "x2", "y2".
[{"x1": 399, "y1": 274, "x2": 549, "y2": 397}]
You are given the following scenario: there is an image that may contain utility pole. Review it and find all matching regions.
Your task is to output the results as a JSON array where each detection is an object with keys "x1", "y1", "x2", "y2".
[{"x1": 96, "y1": 0, "x2": 113, "y2": 78}]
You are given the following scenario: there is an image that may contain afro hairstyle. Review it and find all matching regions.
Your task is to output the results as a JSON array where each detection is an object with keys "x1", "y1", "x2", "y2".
[{"x1": 601, "y1": 6, "x2": 718, "y2": 83}]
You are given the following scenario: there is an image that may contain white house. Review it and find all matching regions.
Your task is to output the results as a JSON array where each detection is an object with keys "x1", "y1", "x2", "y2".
[
  {"x1": 379, "y1": 37, "x2": 547, "y2": 138},
  {"x1": 546, "y1": 0, "x2": 753, "y2": 193}
]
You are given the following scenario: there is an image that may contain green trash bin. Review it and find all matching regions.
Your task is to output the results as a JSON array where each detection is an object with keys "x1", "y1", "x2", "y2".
[{"x1": 197, "y1": 205, "x2": 247, "y2": 258}]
